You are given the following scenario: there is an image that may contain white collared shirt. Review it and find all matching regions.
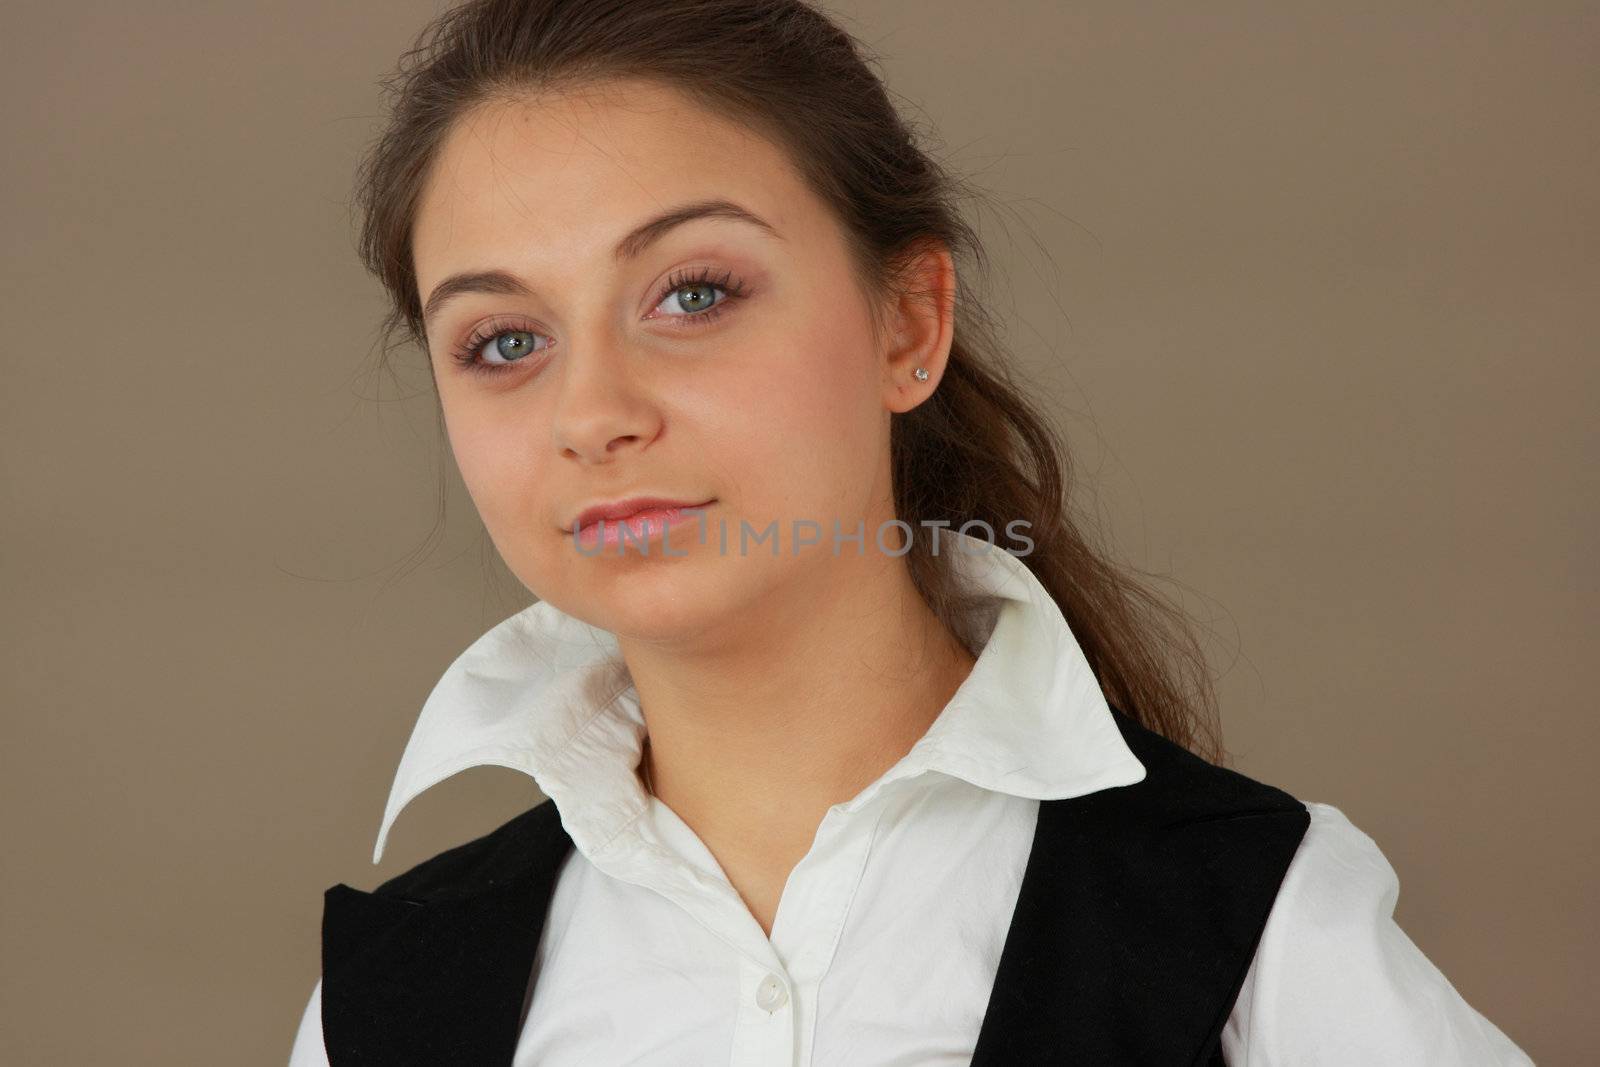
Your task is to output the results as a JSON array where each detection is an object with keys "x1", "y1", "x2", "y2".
[{"x1": 290, "y1": 533, "x2": 1533, "y2": 1065}]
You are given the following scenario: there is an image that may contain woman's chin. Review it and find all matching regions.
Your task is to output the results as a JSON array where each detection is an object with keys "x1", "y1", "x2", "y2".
[{"x1": 563, "y1": 547, "x2": 744, "y2": 640}]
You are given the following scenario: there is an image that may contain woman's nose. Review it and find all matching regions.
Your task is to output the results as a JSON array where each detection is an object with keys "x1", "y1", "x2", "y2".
[{"x1": 550, "y1": 333, "x2": 662, "y2": 464}]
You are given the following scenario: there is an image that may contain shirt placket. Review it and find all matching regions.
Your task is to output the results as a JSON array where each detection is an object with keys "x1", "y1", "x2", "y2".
[
  {"x1": 599, "y1": 800, "x2": 804, "y2": 1064},
  {"x1": 727, "y1": 955, "x2": 799, "y2": 1064},
  {"x1": 587, "y1": 781, "x2": 893, "y2": 1067},
  {"x1": 728, "y1": 797, "x2": 887, "y2": 1066}
]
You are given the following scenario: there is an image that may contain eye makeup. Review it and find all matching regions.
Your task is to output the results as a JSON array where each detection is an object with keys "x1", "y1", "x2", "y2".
[{"x1": 447, "y1": 265, "x2": 752, "y2": 377}]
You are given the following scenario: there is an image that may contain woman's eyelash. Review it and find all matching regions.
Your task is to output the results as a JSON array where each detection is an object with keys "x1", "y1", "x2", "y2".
[
  {"x1": 655, "y1": 266, "x2": 749, "y2": 319},
  {"x1": 448, "y1": 267, "x2": 750, "y2": 377},
  {"x1": 449, "y1": 316, "x2": 549, "y2": 377}
]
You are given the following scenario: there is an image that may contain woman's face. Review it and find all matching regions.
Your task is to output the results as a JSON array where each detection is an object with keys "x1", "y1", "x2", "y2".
[{"x1": 412, "y1": 78, "x2": 947, "y2": 642}]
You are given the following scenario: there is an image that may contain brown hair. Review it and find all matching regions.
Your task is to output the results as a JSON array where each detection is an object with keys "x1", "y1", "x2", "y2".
[{"x1": 351, "y1": 0, "x2": 1228, "y2": 763}]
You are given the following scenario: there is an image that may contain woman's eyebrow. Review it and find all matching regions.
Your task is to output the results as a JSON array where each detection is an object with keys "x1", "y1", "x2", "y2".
[{"x1": 422, "y1": 198, "x2": 782, "y2": 325}]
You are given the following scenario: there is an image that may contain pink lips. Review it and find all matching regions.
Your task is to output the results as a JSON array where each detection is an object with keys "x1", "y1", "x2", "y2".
[{"x1": 569, "y1": 497, "x2": 714, "y2": 550}]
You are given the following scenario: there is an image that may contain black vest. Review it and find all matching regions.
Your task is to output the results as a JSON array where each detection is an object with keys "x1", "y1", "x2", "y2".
[{"x1": 319, "y1": 706, "x2": 1310, "y2": 1065}]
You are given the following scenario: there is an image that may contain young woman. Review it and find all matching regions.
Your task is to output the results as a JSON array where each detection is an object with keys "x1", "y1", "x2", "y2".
[{"x1": 290, "y1": 1, "x2": 1534, "y2": 1063}]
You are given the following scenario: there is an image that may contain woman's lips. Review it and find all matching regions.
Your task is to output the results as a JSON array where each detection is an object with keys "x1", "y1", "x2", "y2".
[{"x1": 572, "y1": 501, "x2": 714, "y2": 551}]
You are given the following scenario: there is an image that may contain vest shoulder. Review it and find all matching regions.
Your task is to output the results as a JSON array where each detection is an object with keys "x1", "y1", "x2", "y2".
[
  {"x1": 1104, "y1": 704, "x2": 1308, "y2": 824},
  {"x1": 366, "y1": 796, "x2": 569, "y2": 903}
]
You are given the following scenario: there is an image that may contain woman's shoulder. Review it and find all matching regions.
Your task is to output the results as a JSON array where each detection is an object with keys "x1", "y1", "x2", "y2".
[
  {"x1": 303, "y1": 798, "x2": 577, "y2": 1065},
  {"x1": 1262, "y1": 800, "x2": 1405, "y2": 952},
  {"x1": 1282, "y1": 800, "x2": 1396, "y2": 899},
  {"x1": 1100, "y1": 705, "x2": 1310, "y2": 828},
  {"x1": 1225, "y1": 799, "x2": 1536, "y2": 1064},
  {"x1": 288, "y1": 795, "x2": 564, "y2": 1067}
]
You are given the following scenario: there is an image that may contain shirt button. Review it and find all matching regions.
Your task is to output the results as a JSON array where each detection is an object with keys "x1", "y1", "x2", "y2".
[{"x1": 754, "y1": 973, "x2": 789, "y2": 1012}]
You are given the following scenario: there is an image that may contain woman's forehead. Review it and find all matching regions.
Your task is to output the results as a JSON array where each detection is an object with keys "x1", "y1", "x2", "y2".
[
  {"x1": 412, "y1": 84, "x2": 817, "y2": 289},
  {"x1": 424, "y1": 83, "x2": 789, "y2": 212}
]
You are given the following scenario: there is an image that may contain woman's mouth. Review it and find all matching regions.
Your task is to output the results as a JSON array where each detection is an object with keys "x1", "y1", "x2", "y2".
[{"x1": 569, "y1": 498, "x2": 716, "y2": 551}]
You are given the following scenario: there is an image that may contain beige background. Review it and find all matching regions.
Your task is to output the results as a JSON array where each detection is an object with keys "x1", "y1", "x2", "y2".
[{"x1": 2, "y1": 1, "x2": 1590, "y2": 1062}]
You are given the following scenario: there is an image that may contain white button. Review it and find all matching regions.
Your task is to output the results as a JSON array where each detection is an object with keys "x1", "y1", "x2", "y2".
[{"x1": 754, "y1": 973, "x2": 789, "y2": 1012}]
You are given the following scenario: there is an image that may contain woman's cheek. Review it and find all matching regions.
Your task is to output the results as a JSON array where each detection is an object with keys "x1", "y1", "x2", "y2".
[{"x1": 448, "y1": 416, "x2": 540, "y2": 539}]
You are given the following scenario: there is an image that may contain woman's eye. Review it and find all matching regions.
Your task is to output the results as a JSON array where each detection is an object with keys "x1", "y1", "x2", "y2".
[
  {"x1": 480, "y1": 330, "x2": 545, "y2": 364},
  {"x1": 651, "y1": 268, "x2": 748, "y2": 324},
  {"x1": 657, "y1": 281, "x2": 726, "y2": 317},
  {"x1": 451, "y1": 326, "x2": 550, "y2": 375},
  {"x1": 451, "y1": 270, "x2": 748, "y2": 376}
]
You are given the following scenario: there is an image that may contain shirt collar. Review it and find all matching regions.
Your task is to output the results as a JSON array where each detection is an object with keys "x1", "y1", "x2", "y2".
[{"x1": 372, "y1": 530, "x2": 1147, "y2": 865}]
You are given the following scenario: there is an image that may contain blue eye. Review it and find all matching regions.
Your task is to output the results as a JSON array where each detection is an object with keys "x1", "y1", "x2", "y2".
[
  {"x1": 447, "y1": 267, "x2": 751, "y2": 377},
  {"x1": 654, "y1": 267, "x2": 748, "y2": 321},
  {"x1": 450, "y1": 320, "x2": 551, "y2": 376}
]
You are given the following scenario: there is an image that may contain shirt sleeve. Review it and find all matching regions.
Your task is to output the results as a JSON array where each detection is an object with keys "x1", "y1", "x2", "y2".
[
  {"x1": 1220, "y1": 801, "x2": 1535, "y2": 1066},
  {"x1": 287, "y1": 978, "x2": 330, "y2": 1067}
]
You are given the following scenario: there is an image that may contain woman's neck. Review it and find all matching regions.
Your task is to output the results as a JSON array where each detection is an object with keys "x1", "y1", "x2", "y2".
[{"x1": 620, "y1": 548, "x2": 976, "y2": 929}]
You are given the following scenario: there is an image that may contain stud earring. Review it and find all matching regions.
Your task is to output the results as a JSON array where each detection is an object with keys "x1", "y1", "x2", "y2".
[{"x1": 913, "y1": 366, "x2": 929, "y2": 382}]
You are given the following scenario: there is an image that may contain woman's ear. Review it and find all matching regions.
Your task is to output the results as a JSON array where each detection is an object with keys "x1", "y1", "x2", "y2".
[{"x1": 879, "y1": 239, "x2": 956, "y2": 414}]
